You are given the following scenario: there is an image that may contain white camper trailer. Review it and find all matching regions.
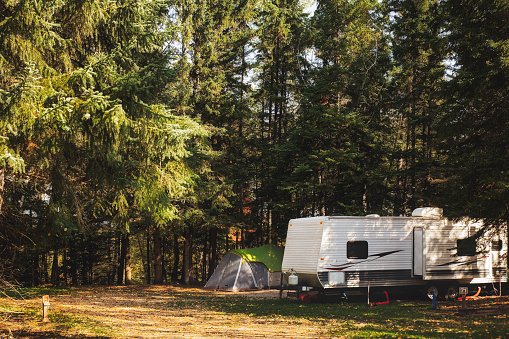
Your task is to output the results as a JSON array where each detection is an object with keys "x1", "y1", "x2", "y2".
[{"x1": 282, "y1": 208, "x2": 507, "y2": 299}]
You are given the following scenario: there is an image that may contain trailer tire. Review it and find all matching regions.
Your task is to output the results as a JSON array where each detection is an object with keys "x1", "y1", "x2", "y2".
[
  {"x1": 426, "y1": 285, "x2": 439, "y2": 300},
  {"x1": 445, "y1": 286, "x2": 459, "y2": 300}
]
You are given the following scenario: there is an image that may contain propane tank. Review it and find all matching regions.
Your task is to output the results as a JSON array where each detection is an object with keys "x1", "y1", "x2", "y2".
[{"x1": 288, "y1": 269, "x2": 298, "y2": 286}]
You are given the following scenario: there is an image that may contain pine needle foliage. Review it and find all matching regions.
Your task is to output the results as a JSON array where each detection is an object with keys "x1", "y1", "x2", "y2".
[
  {"x1": 438, "y1": 0, "x2": 509, "y2": 224},
  {"x1": 0, "y1": 0, "x2": 208, "y2": 247}
]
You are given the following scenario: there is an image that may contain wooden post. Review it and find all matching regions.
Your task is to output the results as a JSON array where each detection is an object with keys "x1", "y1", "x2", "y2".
[
  {"x1": 459, "y1": 287, "x2": 468, "y2": 309},
  {"x1": 367, "y1": 283, "x2": 370, "y2": 306},
  {"x1": 500, "y1": 274, "x2": 503, "y2": 297},
  {"x1": 42, "y1": 295, "x2": 50, "y2": 322}
]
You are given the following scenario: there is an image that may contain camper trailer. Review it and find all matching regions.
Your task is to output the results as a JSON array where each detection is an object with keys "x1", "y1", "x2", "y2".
[{"x1": 282, "y1": 207, "x2": 507, "y2": 299}]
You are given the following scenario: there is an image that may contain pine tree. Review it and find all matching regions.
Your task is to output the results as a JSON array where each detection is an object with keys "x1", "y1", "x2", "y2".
[
  {"x1": 276, "y1": 0, "x2": 391, "y2": 218},
  {"x1": 386, "y1": 0, "x2": 446, "y2": 214},
  {"x1": 251, "y1": 0, "x2": 309, "y2": 243},
  {"x1": 0, "y1": 0, "x2": 207, "y2": 284},
  {"x1": 170, "y1": 0, "x2": 259, "y2": 283},
  {"x1": 438, "y1": 0, "x2": 509, "y2": 226}
]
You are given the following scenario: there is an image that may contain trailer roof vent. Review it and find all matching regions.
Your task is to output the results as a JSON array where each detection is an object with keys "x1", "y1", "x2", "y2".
[{"x1": 412, "y1": 207, "x2": 443, "y2": 218}]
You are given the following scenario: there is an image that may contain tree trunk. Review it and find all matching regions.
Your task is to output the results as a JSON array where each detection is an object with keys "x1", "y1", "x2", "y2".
[
  {"x1": 107, "y1": 238, "x2": 114, "y2": 285},
  {"x1": 202, "y1": 232, "x2": 208, "y2": 282},
  {"x1": 0, "y1": 169, "x2": 4, "y2": 213},
  {"x1": 208, "y1": 227, "x2": 217, "y2": 280},
  {"x1": 124, "y1": 234, "x2": 132, "y2": 285},
  {"x1": 63, "y1": 248, "x2": 68, "y2": 285},
  {"x1": 146, "y1": 228, "x2": 151, "y2": 283},
  {"x1": 171, "y1": 232, "x2": 179, "y2": 282},
  {"x1": 268, "y1": 209, "x2": 272, "y2": 244},
  {"x1": 31, "y1": 251, "x2": 40, "y2": 287},
  {"x1": 182, "y1": 225, "x2": 193, "y2": 285},
  {"x1": 112, "y1": 236, "x2": 119, "y2": 285},
  {"x1": 154, "y1": 226, "x2": 163, "y2": 284},
  {"x1": 70, "y1": 240, "x2": 78, "y2": 285},
  {"x1": 162, "y1": 235, "x2": 166, "y2": 281},
  {"x1": 136, "y1": 233, "x2": 146, "y2": 283},
  {"x1": 51, "y1": 250, "x2": 59, "y2": 286},
  {"x1": 88, "y1": 239, "x2": 94, "y2": 284},
  {"x1": 42, "y1": 252, "x2": 49, "y2": 284},
  {"x1": 117, "y1": 236, "x2": 125, "y2": 285}
]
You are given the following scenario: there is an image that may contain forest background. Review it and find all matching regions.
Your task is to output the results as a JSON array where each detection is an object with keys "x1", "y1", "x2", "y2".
[{"x1": 1, "y1": 0, "x2": 508, "y2": 287}]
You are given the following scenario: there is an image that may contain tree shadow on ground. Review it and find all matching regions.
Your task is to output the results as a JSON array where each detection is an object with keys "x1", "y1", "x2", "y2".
[{"x1": 0, "y1": 329, "x2": 111, "y2": 339}]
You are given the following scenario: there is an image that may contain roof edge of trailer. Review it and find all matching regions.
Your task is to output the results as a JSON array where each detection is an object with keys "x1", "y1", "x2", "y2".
[
  {"x1": 289, "y1": 207, "x2": 445, "y2": 221},
  {"x1": 290, "y1": 215, "x2": 444, "y2": 220}
]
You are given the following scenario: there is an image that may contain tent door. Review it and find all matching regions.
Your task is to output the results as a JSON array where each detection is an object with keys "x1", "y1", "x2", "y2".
[
  {"x1": 232, "y1": 259, "x2": 258, "y2": 290},
  {"x1": 232, "y1": 259, "x2": 243, "y2": 290}
]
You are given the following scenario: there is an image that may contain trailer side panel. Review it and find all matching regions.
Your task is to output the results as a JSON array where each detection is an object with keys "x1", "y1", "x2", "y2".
[
  {"x1": 281, "y1": 217, "x2": 325, "y2": 287},
  {"x1": 317, "y1": 217, "x2": 425, "y2": 288}
]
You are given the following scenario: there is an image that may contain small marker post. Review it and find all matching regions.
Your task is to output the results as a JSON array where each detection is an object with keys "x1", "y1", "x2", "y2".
[
  {"x1": 42, "y1": 295, "x2": 50, "y2": 322},
  {"x1": 459, "y1": 287, "x2": 468, "y2": 309}
]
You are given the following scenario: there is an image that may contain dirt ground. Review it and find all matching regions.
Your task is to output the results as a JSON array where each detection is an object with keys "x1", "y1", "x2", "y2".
[
  {"x1": 2, "y1": 285, "x2": 508, "y2": 338},
  {"x1": 1, "y1": 286, "x2": 324, "y2": 339}
]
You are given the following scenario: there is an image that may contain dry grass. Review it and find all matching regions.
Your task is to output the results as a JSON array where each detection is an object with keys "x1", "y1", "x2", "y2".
[
  {"x1": 0, "y1": 286, "x2": 320, "y2": 338},
  {"x1": 1, "y1": 285, "x2": 508, "y2": 338}
]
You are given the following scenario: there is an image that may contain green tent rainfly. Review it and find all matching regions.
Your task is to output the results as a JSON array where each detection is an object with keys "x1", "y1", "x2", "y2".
[{"x1": 204, "y1": 244, "x2": 284, "y2": 291}]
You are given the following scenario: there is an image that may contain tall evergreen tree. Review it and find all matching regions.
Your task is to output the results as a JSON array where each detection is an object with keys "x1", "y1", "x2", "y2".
[
  {"x1": 171, "y1": 0, "x2": 258, "y2": 283},
  {"x1": 251, "y1": 0, "x2": 308, "y2": 243},
  {"x1": 438, "y1": 0, "x2": 509, "y2": 228},
  {"x1": 386, "y1": 0, "x2": 446, "y2": 214},
  {"x1": 277, "y1": 0, "x2": 391, "y2": 219},
  {"x1": 0, "y1": 0, "x2": 207, "y2": 284}
]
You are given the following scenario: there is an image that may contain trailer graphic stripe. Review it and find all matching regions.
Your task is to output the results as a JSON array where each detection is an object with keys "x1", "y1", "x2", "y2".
[
  {"x1": 436, "y1": 258, "x2": 478, "y2": 267},
  {"x1": 325, "y1": 250, "x2": 404, "y2": 271},
  {"x1": 426, "y1": 269, "x2": 489, "y2": 277}
]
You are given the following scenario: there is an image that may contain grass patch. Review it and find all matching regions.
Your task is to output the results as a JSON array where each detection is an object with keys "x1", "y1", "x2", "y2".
[
  {"x1": 201, "y1": 293, "x2": 509, "y2": 338},
  {"x1": 3, "y1": 286, "x2": 509, "y2": 338},
  {"x1": 1, "y1": 285, "x2": 72, "y2": 300},
  {"x1": 49, "y1": 311, "x2": 115, "y2": 336},
  {"x1": 0, "y1": 295, "x2": 116, "y2": 338}
]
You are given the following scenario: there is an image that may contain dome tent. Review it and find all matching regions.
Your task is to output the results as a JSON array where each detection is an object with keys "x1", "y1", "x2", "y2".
[{"x1": 204, "y1": 244, "x2": 284, "y2": 291}]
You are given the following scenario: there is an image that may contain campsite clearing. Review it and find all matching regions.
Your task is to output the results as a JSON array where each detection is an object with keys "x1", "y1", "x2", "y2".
[{"x1": 1, "y1": 285, "x2": 508, "y2": 338}]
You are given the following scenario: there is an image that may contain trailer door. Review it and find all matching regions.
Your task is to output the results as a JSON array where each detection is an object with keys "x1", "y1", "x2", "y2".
[{"x1": 413, "y1": 227, "x2": 423, "y2": 276}]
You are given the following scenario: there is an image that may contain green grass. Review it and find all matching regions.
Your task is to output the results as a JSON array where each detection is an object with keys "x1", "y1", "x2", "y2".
[
  {"x1": 116, "y1": 286, "x2": 509, "y2": 338},
  {"x1": 201, "y1": 294, "x2": 509, "y2": 338},
  {"x1": 1, "y1": 294, "x2": 116, "y2": 338},
  {"x1": 49, "y1": 311, "x2": 115, "y2": 336},
  {"x1": 1, "y1": 285, "x2": 71, "y2": 299},
  {"x1": 3, "y1": 286, "x2": 508, "y2": 338}
]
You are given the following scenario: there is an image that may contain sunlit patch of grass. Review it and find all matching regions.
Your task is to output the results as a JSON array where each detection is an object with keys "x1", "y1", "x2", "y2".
[
  {"x1": 49, "y1": 311, "x2": 115, "y2": 336},
  {"x1": 0, "y1": 298, "x2": 116, "y2": 338},
  {"x1": 3, "y1": 286, "x2": 73, "y2": 300},
  {"x1": 5, "y1": 286, "x2": 509, "y2": 338},
  {"x1": 199, "y1": 292, "x2": 509, "y2": 338}
]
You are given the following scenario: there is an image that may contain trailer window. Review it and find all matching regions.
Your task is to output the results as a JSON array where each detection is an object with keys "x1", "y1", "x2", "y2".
[
  {"x1": 347, "y1": 241, "x2": 368, "y2": 259},
  {"x1": 492, "y1": 240, "x2": 503, "y2": 251},
  {"x1": 457, "y1": 237, "x2": 476, "y2": 256}
]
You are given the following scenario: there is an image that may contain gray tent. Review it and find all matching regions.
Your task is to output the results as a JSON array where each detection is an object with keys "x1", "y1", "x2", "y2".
[{"x1": 204, "y1": 244, "x2": 284, "y2": 291}]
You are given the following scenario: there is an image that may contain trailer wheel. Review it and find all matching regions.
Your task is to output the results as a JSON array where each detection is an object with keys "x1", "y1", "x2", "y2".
[
  {"x1": 426, "y1": 285, "x2": 439, "y2": 300},
  {"x1": 445, "y1": 286, "x2": 458, "y2": 300}
]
